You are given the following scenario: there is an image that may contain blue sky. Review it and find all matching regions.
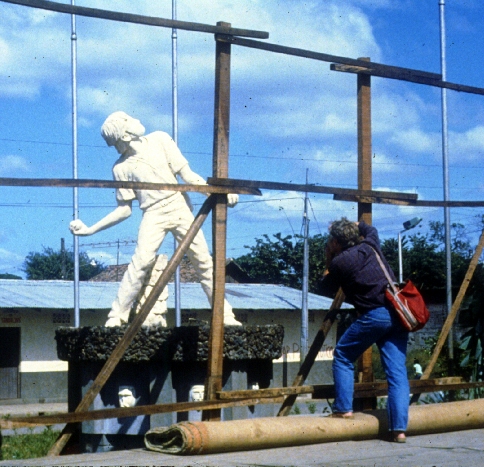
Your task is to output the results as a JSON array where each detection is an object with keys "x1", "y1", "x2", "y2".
[{"x1": 1, "y1": 0, "x2": 484, "y2": 278}]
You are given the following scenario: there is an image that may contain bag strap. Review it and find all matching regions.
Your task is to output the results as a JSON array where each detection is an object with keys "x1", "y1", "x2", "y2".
[{"x1": 369, "y1": 246, "x2": 399, "y2": 295}]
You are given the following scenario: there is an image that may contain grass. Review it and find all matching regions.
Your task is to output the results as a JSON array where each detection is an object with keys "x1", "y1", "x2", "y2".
[{"x1": 1, "y1": 426, "x2": 60, "y2": 461}]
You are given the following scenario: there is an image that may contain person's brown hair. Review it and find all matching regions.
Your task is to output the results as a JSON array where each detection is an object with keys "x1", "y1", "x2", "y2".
[{"x1": 329, "y1": 217, "x2": 360, "y2": 249}]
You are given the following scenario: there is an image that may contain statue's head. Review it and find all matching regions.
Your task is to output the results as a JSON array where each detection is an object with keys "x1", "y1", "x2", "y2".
[
  {"x1": 101, "y1": 111, "x2": 145, "y2": 148},
  {"x1": 329, "y1": 217, "x2": 360, "y2": 249}
]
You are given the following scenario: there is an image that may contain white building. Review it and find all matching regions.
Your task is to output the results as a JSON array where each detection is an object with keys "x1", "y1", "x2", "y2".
[{"x1": 0, "y1": 279, "x2": 352, "y2": 403}]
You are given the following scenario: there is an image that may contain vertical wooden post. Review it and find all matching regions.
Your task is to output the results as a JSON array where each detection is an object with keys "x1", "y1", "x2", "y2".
[
  {"x1": 203, "y1": 23, "x2": 232, "y2": 421},
  {"x1": 356, "y1": 57, "x2": 375, "y2": 410}
]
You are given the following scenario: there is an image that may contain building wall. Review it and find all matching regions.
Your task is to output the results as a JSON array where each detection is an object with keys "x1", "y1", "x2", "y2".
[
  {"x1": 0, "y1": 308, "x2": 107, "y2": 403},
  {"x1": 1, "y1": 306, "x2": 335, "y2": 403}
]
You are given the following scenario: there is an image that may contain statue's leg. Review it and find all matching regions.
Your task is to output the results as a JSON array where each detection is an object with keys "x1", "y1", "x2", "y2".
[
  {"x1": 135, "y1": 254, "x2": 169, "y2": 327},
  {"x1": 171, "y1": 204, "x2": 241, "y2": 326},
  {"x1": 106, "y1": 208, "x2": 168, "y2": 326}
]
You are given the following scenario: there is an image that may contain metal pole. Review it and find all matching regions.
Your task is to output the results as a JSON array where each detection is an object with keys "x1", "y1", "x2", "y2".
[
  {"x1": 439, "y1": 0, "x2": 454, "y2": 363},
  {"x1": 300, "y1": 170, "x2": 309, "y2": 364},
  {"x1": 71, "y1": 0, "x2": 80, "y2": 328},
  {"x1": 172, "y1": 0, "x2": 181, "y2": 327}
]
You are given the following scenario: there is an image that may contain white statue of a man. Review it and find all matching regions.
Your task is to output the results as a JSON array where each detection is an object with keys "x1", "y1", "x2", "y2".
[{"x1": 69, "y1": 111, "x2": 241, "y2": 327}]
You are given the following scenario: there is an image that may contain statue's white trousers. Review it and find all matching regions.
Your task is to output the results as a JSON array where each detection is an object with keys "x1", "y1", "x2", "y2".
[{"x1": 107, "y1": 194, "x2": 234, "y2": 323}]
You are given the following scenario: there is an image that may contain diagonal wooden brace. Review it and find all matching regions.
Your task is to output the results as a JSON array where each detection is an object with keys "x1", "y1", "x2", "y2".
[
  {"x1": 47, "y1": 195, "x2": 216, "y2": 456},
  {"x1": 277, "y1": 288, "x2": 346, "y2": 416}
]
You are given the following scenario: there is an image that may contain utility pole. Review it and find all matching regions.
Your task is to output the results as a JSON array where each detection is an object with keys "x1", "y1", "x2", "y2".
[
  {"x1": 172, "y1": 0, "x2": 182, "y2": 327},
  {"x1": 439, "y1": 0, "x2": 454, "y2": 370},
  {"x1": 300, "y1": 170, "x2": 310, "y2": 364},
  {"x1": 71, "y1": 0, "x2": 80, "y2": 327}
]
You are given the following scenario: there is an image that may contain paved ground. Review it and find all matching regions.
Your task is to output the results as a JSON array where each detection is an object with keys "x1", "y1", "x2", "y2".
[
  {"x1": 0, "y1": 428, "x2": 483, "y2": 466},
  {"x1": 1, "y1": 403, "x2": 483, "y2": 466},
  {"x1": 0, "y1": 402, "x2": 67, "y2": 435}
]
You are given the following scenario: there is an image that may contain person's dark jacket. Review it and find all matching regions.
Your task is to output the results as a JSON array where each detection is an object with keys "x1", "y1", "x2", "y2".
[{"x1": 321, "y1": 221, "x2": 396, "y2": 313}]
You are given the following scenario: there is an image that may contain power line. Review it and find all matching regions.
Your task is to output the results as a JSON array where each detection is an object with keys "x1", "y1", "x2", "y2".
[{"x1": 2, "y1": 137, "x2": 484, "y2": 169}]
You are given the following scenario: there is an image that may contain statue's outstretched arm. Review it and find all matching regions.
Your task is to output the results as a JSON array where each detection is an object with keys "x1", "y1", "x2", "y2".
[
  {"x1": 177, "y1": 165, "x2": 238, "y2": 208},
  {"x1": 70, "y1": 200, "x2": 133, "y2": 236}
]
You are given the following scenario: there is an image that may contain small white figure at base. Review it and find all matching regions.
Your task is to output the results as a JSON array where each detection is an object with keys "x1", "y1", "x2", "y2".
[{"x1": 118, "y1": 387, "x2": 138, "y2": 408}]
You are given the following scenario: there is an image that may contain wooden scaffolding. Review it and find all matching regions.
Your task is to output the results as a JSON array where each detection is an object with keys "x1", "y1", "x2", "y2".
[{"x1": 1, "y1": 0, "x2": 484, "y2": 456}]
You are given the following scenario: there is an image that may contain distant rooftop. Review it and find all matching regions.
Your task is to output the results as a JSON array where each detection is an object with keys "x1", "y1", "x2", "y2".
[
  {"x1": 0, "y1": 279, "x2": 352, "y2": 312},
  {"x1": 89, "y1": 257, "x2": 251, "y2": 284}
]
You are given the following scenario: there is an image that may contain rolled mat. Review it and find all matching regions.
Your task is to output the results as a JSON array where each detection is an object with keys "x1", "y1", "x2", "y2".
[{"x1": 144, "y1": 399, "x2": 484, "y2": 455}]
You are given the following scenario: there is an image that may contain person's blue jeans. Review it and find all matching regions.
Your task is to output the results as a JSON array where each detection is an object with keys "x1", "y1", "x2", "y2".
[{"x1": 332, "y1": 306, "x2": 409, "y2": 432}]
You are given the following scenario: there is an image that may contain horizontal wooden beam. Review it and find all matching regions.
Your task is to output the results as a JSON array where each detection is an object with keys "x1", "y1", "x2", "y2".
[
  {"x1": 3, "y1": 377, "x2": 481, "y2": 430},
  {"x1": 218, "y1": 386, "x2": 312, "y2": 399},
  {"x1": 0, "y1": 177, "x2": 261, "y2": 196},
  {"x1": 1, "y1": 0, "x2": 269, "y2": 39},
  {"x1": 218, "y1": 36, "x2": 484, "y2": 96},
  {"x1": 334, "y1": 193, "x2": 484, "y2": 208},
  {"x1": 0, "y1": 396, "x2": 284, "y2": 430},
  {"x1": 217, "y1": 36, "x2": 440, "y2": 80},
  {"x1": 208, "y1": 177, "x2": 418, "y2": 201},
  {"x1": 331, "y1": 63, "x2": 484, "y2": 96},
  {"x1": 217, "y1": 377, "x2": 480, "y2": 400}
]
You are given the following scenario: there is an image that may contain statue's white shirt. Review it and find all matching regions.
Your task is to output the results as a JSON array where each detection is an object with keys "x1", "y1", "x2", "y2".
[{"x1": 112, "y1": 131, "x2": 188, "y2": 211}]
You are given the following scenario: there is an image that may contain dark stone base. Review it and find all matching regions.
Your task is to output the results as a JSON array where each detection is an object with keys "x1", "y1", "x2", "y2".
[
  {"x1": 56, "y1": 324, "x2": 284, "y2": 362},
  {"x1": 58, "y1": 325, "x2": 285, "y2": 453}
]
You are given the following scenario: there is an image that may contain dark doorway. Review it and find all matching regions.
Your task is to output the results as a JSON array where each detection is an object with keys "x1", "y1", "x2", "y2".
[{"x1": 0, "y1": 327, "x2": 20, "y2": 399}]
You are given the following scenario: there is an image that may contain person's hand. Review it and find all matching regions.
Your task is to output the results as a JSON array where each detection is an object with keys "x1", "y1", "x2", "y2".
[
  {"x1": 227, "y1": 193, "x2": 238, "y2": 208},
  {"x1": 69, "y1": 219, "x2": 92, "y2": 236}
]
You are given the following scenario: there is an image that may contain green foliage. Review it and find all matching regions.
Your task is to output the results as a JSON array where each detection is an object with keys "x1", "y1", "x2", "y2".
[
  {"x1": 1, "y1": 427, "x2": 59, "y2": 460},
  {"x1": 458, "y1": 280, "x2": 484, "y2": 398},
  {"x1": 0, "y1": 273, "x2": 22, "y2": 280},
  {"x1": 236, "y1": 232, "x2": 329, "y2": 293},
  {"x1": 307, "y1": 402, "x2": 317, "y2": 414},
  {"x1": 23, "y1": 246, "x2": 105, "y2": 281},
  {"x1": 381, "y1": 221, "x2": 481, "y2": 294}
]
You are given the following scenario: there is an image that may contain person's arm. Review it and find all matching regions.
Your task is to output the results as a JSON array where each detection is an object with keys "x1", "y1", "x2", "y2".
[
  {"x1": 358, "y1": 221, "x2": 380, "y2": 247},
  {"x1": 177, "y1": 164, "x2": 238, "y2": 207},
  {"x1": 69, "y1": 200, "x2": 132, "y2": 236}
]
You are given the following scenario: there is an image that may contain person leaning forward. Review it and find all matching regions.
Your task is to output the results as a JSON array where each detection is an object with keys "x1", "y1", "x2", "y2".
[
  {"x1": 321, "y1": 217, "x2": 409, "y2": 443},
  {"x1": 69, "y1": 111, "x2": 241, "y2": 327}
]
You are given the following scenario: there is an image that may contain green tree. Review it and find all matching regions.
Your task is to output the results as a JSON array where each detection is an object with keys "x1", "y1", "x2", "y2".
[
  {"x1": 381, "y1": 222, "x2": 477, "y2": 295},
  {"x1": 236, "y1": 232, "x2": 329, "y2": 293},
  {"x1": 23, "y1": 246, "x2": 105, "y2": 281}
]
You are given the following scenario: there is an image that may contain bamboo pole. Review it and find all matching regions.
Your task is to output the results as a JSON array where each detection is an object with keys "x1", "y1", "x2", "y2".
[
  {"x1": 421, "y1": 228, "x2": 484, "y2": 380},
  {"x1": 47, "y1": 195, "x2": 216, "y2": 456}
]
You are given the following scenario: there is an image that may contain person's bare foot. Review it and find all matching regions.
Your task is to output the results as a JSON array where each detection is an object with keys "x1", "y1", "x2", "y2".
[{"x1": 393, "y1": 431, "x2": 406, "y2": 443}]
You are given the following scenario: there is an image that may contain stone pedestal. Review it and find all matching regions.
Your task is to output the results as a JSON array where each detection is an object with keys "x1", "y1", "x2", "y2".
[{"x1": 56, "y1": 324, "x2": 284, "y2": 453}]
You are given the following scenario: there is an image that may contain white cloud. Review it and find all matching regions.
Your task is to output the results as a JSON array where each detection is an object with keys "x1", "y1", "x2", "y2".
[
  {"x1": 0, "y1": 247, "x2": 25, "y2": 276},
  {"x1": 0, "y1": 155, "x2": 31, "y2": 176},
  {"x1": 389, "y1": 128, "x2": 440, "y2": 154},
  {"x1": 449, "y1": 125, "x2": 484, "y2": 160}
]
